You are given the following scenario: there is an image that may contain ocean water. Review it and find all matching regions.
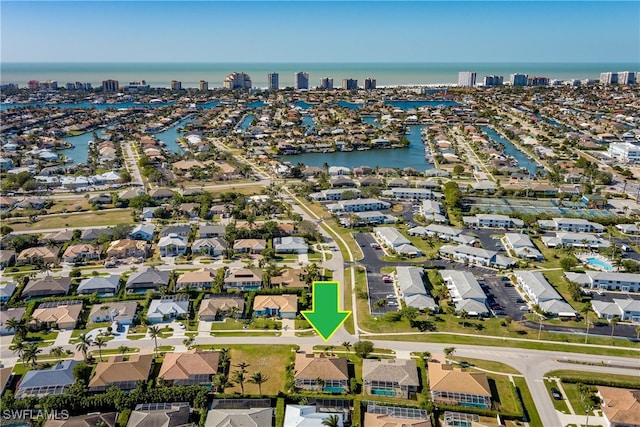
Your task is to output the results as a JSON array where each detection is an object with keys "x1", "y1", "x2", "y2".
[{"x1": 2, "y1": 62, "x2": 637, "y2": 88}]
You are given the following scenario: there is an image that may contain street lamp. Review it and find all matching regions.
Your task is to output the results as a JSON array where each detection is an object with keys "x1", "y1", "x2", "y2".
[
  {"x1": 584, "y1": 320, "x2": 592, "y2": 344},
  {"x1": 585, "y1": 404, "x2": 594, "y2": 427},
  {"x1": 537, "y1": 315, "x2": 546, "y2": 340}
]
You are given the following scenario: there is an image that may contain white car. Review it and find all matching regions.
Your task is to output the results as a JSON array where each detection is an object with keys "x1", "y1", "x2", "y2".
[{"x1": 177, "y1": 322, "x2": 186, "y2": 329}]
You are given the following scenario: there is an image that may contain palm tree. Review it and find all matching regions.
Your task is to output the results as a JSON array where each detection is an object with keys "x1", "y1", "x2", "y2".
[
  {"x1": 6, "y1": 317, "x2": 27, "y2": 340},
  {"x1": 341, "y1": 341, "x2": 351, "y2": 356},
  {"x1": 321, "y1": 414, "x2": 341, "y2": 427},
  {"x1": 50, "y1": 346, "x2": 65, "y2": 362},
  {"x1": 76, "y1": 333, "x2": 93, "y2": 362},
  {"x1": 24, "y1": 343, "x2": 42, "y2": 368},
  {"x1": 211, "y1": 372, "x2": 227, "y2": 393},
  {"x1": 148, "y1": 326, "x2": 161, "y2": 358},
  {"x1": 118, "y1": 345, "x2": 130, "y2": 356},
  {"x1": 9, "y1": 341, "x2": 27, "y2": 363},
  {"x1": 232, "y1": 369, "x2": 247, "y2": 395},
  {"x1": 443, "y1": 347, "x2": 456, "y2": 359},
  {"x1": 93, "y1": 335, "x2": 108, "y2": 362},
  {"x1": 249, "y1": 371, "x2": 269, "y2": 396},
  {"x1": 183, "y1": 335, "x2": 195, "y2": 349},
  {"x1": 581, "y1": 303, "x2": 593, "y2": 344}
]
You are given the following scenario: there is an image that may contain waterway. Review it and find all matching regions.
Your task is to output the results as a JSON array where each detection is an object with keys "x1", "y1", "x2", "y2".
[
  {"x1": 301, "y1": 116, "x2": 316, "y2": 127},
  {"x1": 386, "y1": 100, "x2": 459, "y2": 110},
  {"x1": 0, "y1": 101, "x2": 176, "y2": 111},
  {"x1": 60, "y1": 129, "x2": 105, "y2": 164},
  {"x1": 239, "y1": 115, "x2": 255, "y2": 130},
  {"x1": 362, "y1": 117, "x2": 380, "y2": 127},
  {"x1": 481, "y1": 126, "x2": 538, "y2": 175},
  {"x1": 279, "y1": 124, "x2": 434, "y2": 170},
  {"x1": 154, "y1": 118, "x2": 194, "y2": 154}
]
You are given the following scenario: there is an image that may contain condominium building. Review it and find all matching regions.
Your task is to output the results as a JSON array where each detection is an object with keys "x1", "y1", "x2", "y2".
[
  {"x1": 170, "y1": 80, "x2": 182, "y2": 90},
  {"x1": 223, "y1": 72, "x2": 252, "y2": 89},
  {"x1": 482, "y1": 75, "x2": 503, "y2": 86},
  {"x1": 527, "y1": 76, "x2": 549, "y2": 86},
  {"x1": 600, "y1": 72, "x2": 618, "y2": 84},
  {"x1": 364, "y1": 77, "x2": 377, "y2": 90},
  {"x1": 342, "y1": 78, "x2": 358, "y2": 90},
  {"x1": 102, "y1": 79, "x2": 119, "y2": 92},
  {"x1": 319, "y1": 77, "x2": 334, "y2": 90},
  {"x1": 618, "y1": 71, "x2": 636, "y2": 85},
  {"x1": 294, "y1": 72, "x2": 309, "y2": 90},
  {"x1": 608, "y1": 142, "x2": 640, "y2": 163},
  {"x1": 268, "y1": 72, "x2": 279, "y2": 90},
  {"x1": 458, "y1": 71, "x2": 476, "y2": 87},
  {"x1": 509, "y1": 73, "x2": 528, "y2": 86},
  {"x1": 199, "y1": 80, "x2": 209, "y2": 91}
]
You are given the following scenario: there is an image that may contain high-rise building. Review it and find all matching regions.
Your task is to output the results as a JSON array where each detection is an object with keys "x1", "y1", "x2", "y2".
[
  {"x1": 27, "y1": 80, "x2": 40, "y2": 90},
  {"x1": 482, "y1": 75, "x2": 503, "y2": 86},
  {"x1": 364, "y1": 77, "x2": 376, "y2": 90},
  {"x1": 600, "y1": 72, "x2": 618, "y2": 84},
  {"x1": 38, "y1": 80, "x2": 57, "y2": 91},
  {"x1": 223, "y1": 72, "x2": 252, "y2": 89},
  {"x1": 199, "y1": 80, "x2": 209, "y2": 91},
  {"x1": 102, "y1": 79, "x2": 119, "y2": 93},
  {"x1": 342, "y1": 78, "x2": 358, "y2": 90},
  {"x1": 618, "y1": 71, "x2": 636, "y2": 85},
  {"x1": 527, "y1": 76, "x2": 549, "y2": 86},
  {"x1": 267, "y1": 73, "x2": 279, "y2": 90},
  {"x1": 171, "y1": 80, "x2": 182, "y2": 90},
  {"x1": 319, "y1": 77, "x2": 333, "y2": 90},
  {"x1": 510, "y1": 73, "x2": 528, "y2": 86},
  {"x1": 458, "y1": 71, "x2": 476, "y2": 87},
  {"x1": 294, "y1": 72, "x2": 309, "y2": 90}
]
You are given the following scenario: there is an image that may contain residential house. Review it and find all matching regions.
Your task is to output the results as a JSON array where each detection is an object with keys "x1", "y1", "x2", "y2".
[
  {"x1": 191, "y1": 238, "x2": 226, "y2": 256},
  {"x1": 43, "y1": 413, "x2": 117, "y2": 427},
  {"x1": 16, "y1": 360, "x2": 80, "y2": 399},
  {"x1": 0, "y1": 307, "x2": 26, "y2": 335},
  {"x1": 141, "y1": 207, "x2": 162, "y2": 220},
  {"x1": 130, "y1": 224, "x2": 156, "y2": 242},
  {"x1": 160, "y1": 225, "x2": 191, "y2": 238},
  {"x1": 198, "y1": 225, "x2": 226, "y2": 238},
  {"x1": 62, "y1": 244, "x2": 100, "y2": 264},
  {"x1": 428, "y1": 362, "x2": 492, "y2": 409},
  {"x1": 89, "y1": 301, "x2": 138, "y2": 325},
  {"x1": 270, "y1": 268, "x2": 307, "y2": 289},
  {"x1": 176, "y1": 268, "x2": 217, "y2": 291},
  {"x1": 463, "y1": 214, "x2": 524, "y2": 229},
  {"x1": 127, "y1": 402, "x2": 190, "y2": 427},
  {"x1": 363, "y1": 405, "x2": 430, "y2": 427},
  {"x1": 591, "y1": 299, "x2": 640, "y2": 322},
  {"x1": 284, "y1": 405, "x2": 344, "y2": 427},
  {"x1": 147, "y1": 295, "x2": 189, "y2": 323},
  {"x1": 597, "y1": 386, "x2": 640, "y2": 427},
  {"x1": 0, "y1": 249, "x2": 16, "y2": 269},
  {"x1": 0, "y1": 282, "x2": 17, "y2": 303},
  {"x1": 31, "y1": 300, "x2": 83, "y2": 330},
  {"x1": 253, "y1": 294, "x2": 298, "y2": 318},
  {"x1": 274, "y1": 236, "x2": 308, "y2": 254},
  {"x1": 537, "y1": 218, "x2": 605, "y2": 233},
  {"x1": 440, "y1": 270, "x2": 488, "y2": 316},
  {"x1": 233, "y1": 239, "x2": 266, "y2": 254},
  {"x1": 17, "y1": 246, "x2": 59, "y2": 265},
  {"x1": 158, "y1": 234, "x2": 188, "y2": 257},
  {"x1": 439, "y1": 245, "x2": 515, "y2": 269},
  {"x1": 503, "y1": 233, "x2": 543, "y2": 261},
  {"x1": 224, "y1": 268, "x2": 263, "y2": 291},
  {"x1": 198, "y1": 296, "x2": 245, "y2": 320},
  {"x1": 106, "y1": 239, "x2": 150, "y2": 259},
  {"x1": 327, "y1": 198, "x2": 390, "y2": 213},
  {"x1": 149, "y1": 188, "x2": 176, "y2": 201},
  {"x1": 204, "y1": 407, "x2": 273, "y2": 427},
  {"x1": 564, "y1": 271, "x2": 640, "y2": 292},
  {"x1": 41, "y1": 230, "x2": 73, "y2": 244},
  {"x1": 80, "y1": 228, "x2": 113, "y2": 242},
  {"x1": 22, "y1": 276, "x2": 71, "y2": 299},
  {"x1": 126, "y1": 267, "x2": 170, "y2": 293},
  {"x1": 362, "y1": 359, "x2": 420, "y2": 399},
  {"x1": 89, "y1": 354, "x2": 154, "y2": 392},
  {"x1": 294, "y1": 352, "x2": 349, "y2": 393},
  {"x1": 159, "y1": 349, "x2": 219, "y2": 386},
  {"x1": 541, "y1": 232, "x2": 609, "y2": 249},
  {"x1": 77, "y1": 275, "x2": 120, "y2": 295}
]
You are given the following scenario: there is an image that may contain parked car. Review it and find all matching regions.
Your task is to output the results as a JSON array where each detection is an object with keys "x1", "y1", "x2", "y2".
[
  {"x1": 519, "y1": 306, "x2": 530, "y2": 311},
  {"x1": 551, "y1": 387, "x2": 563, "y2": 400}
]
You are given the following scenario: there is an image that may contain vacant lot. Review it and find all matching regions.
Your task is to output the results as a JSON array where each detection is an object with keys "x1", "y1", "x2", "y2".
[
  {"x1": 226, "y1": 345, "x2": 296, "y2": 396},
  {"x1": 7, "y1": 209, "x2": 133, "y2": 231}
]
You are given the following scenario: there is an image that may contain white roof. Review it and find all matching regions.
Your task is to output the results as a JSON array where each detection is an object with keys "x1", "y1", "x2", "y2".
[
  {"x1": 284, "y1": 405, "x2": 343, "y2": 427},
  {"x1": 396, "y1": 267, "x2": 426, "y2": 295}
]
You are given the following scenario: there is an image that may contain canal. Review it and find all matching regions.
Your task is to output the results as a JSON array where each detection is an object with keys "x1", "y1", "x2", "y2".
[{"x1": 481, "y1": 126, "x2": 539, "y2": 175}]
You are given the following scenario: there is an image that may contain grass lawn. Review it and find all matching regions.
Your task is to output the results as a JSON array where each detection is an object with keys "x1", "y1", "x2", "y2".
[
  {"x1": 513, "y1": 376, "x2": 542, "y2": 427},
  {"x1": 71, "y1": 323, "x2": 111, "y2": 338},
  {"x1": 451, "y1": 357, "x2": 521, "y2": 375},
  {"x1": 546, "y1": 370, "x2": 640, "y2": 388},
  {"x1": 90, "y1": 347, "x2": 139, "y2": 357},
  {"x1": 7, "y1": 209, "x2": 134, "y2": 231},
  {"x1": 210, "y1": 318, "x2": 281, "y2": 331},
  {"x1": 343, "y1": 266, "x2": 355, "y2": 335},
  {"x1": 225, "y1": 345, "x2": 296, "y2": 396},
  {"x1": 488, "y1": 374, "x2": 520, "y2": 416},
  {"x1": 561, "y1": 382, "x2": 599, "y2": 416},
  {"x1": 24, "y1": 330, "x2": 59, "y2": 342},
  {"x1": 544, "y1": 379, "x2": 571, "y2": 413},
  {"x1": 126, "y1": 334, "x2": 146, "y2": 340},
  {"x1": 48, "y1": 198, "x2": 92, "y2": 214}
]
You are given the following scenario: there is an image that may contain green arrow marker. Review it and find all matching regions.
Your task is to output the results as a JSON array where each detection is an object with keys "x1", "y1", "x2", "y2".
[{"x1": 302, "y1": 281, "x2": 351, "y2": 341}]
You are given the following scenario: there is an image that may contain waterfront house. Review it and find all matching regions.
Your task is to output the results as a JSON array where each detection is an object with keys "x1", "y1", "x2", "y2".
[
  {"x1": 89, "y1": 301, "x2": 138, "y2": 325},
  {"x1": 0, "y1": 283, "x2": 17, "y2": 303},
  {"x1": 233, "y1": 239, "x2": 266, "y2": 254},
  {"x1": 62, "y1": 244, "x2": 100, "y2": 264},
  {"x1": 564, "y1": 271, "x2": 640, "y2": 292},
  {"x1": 284, "y1": 405, "x2": 344, "y2": 427},
  {"x1": 130, "y1": 224, "x2": 156, "y2": 242},
  {"x1": 43, "y1": 413, "x2": 117, "y2": 427},
  {"x1": 274, "y1": 236, "x2": 308, "y2": 254},
  {"x1": 363, "y1": 406, "x2": 430, "y2": 427},
  {"x1": 362, "y1": 359, "x2": 420, "y2": 399},
  {"x1": 17, "y1": 246, "x2": 59, "y2": 266},
  {"x1": 106, "y1": 239, "x2": 150, "y2": 259},
  {"x1": 198, "y1": 296, "x2": 245, "y2": 320},
  {"x1": 253, "y1": 294, "x2": 298, "y2": 319},
  {"x1": 31, "y1": 300, "x2": 83, "y2": 330},
  {"x1": 89, "y1": 354, "x2": 154, "y2": 392},
  {"x1": 223, "y1": 268, "x2": 262, "y2": 291},
  {"x1": 159, "y1": 349, "x2": 219, "y2": 386},
  {"x1": 77, "y1": 274, "x2": 120, "y2": 295},
  {"x1": 176, "y1": 268, "x2": 217, "y2": 291},
  {"x1": 21, "y1": 276, "x2": 71, "y2": 299},
  {"x1": 428, "y1": 362, "x2": 491, "y2": 409},
  {"x1": 16, "y1": 360, "x2": 79, "y2": 399},
  {"x1": 205, "y1": 407, "x2": 273, "y2": 427},
  {"x1": 127, "y1": 402, "x2": 190, "y2": 427},
  {"x1": 0, "y1": 250, "x2": 16, "y2": 269},
  {"x1": 126, "y1": 267, "x2": 170, "y2": 293},
  {"x1": 158, "y1": 234, "x2": 187, "y2": 257},
  {"x1": 0, "y1": 307, "x2": 26, "y2": 335},
  {"x1": 147, "y1": 295, "x2": 189, "y2": 323},
  {"x1": 294, "y1": 352, "x2": 349, "y2": 393}
]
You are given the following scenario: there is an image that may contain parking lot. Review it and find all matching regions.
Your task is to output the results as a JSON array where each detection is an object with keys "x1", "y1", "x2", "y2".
[{"x1": 477, "y1": 273, "x2": 527, "y2": 320}]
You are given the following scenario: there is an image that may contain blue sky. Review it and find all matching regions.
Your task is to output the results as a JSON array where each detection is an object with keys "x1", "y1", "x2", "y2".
[{"x1": 2, "y1": 1, "x2": 638, "y2": 63}]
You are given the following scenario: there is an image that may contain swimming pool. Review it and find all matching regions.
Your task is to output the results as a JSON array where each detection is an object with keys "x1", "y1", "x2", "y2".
[{"x1": 586, "y1": 257, "x2": 615, "y2": 271}]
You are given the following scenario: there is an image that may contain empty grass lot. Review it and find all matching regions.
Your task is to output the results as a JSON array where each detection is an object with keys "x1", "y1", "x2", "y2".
[
  {"x1": 7, "y1": 209, "x2": 134, "y2": 231},
  {"x1": 225, "y1": 345, "x2": 296, "y2": 396}
]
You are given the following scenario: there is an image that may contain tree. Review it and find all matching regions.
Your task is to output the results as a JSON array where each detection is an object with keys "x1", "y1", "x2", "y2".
[
  {"x1": 504, "y1": 316, "x2": 513, "y2": 332},
  {"x1": 353, "y1": 340, "x2": 374, "y2": 358},
  {"x1": 232, "y1": 369, "x2": 247, "y2": 395},
  {"x1": 341, "y1": 341, "x2": 351, "y2": 356},
  {"x1": 9, "y1": 341, "x2": 26, "y2": 363},
  {"x1": 211, "y1": 373, "x2": 228, "y2": 393},
  {"x1": 183, "y1": 335, "x2": 195, "y2": 349},
  {"x1": 560, "y1": 257, "x2": 578, "y2": 271},
  {"x1": 118, "y1": 345, "x2": 130, "y2": 355},
  {"x1": 420, "y1": 351, "x2": 431, "y2": 363},
  {"x1": 321, "y1": 415, "x2": 341, "y2": 427},
  {"x1": 581, "y1": 303, "x2": 593, "y2": 344},
  {"x1": 93, "y1": 335, "x2": 108, "y2": 362},
  {"x1": 443, "y1": 347, "x2": 456, "y2": 359},
  {"x1": 249, "y1": 371, "x2": 269, "y2": 396},
  {"x1": 148, "y1": 326, "x2": 161, "y2": 358},
  {"x1": 453, "y1": 165, "x2": 465, "y2": 176},
  {"x1": 50, "y1": 346, "x2": 65, "y2": 362},
  {"x1": 76, "y1": 333, "x2": 93, "y2": 362},
  {"x1": 24, "y1": 343, "x2": 42, "y2": 368},
  {"x1": 6, "y1": 317, "x2": 27, "y2": 341}
]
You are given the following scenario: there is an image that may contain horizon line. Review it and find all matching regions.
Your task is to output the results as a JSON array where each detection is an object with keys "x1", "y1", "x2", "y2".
[{"x1": 3, "y1": 60, "x2": 638, "y2": 64}]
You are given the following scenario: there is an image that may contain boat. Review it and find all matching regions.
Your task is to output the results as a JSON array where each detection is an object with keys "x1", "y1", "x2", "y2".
[{"x1": 3, "y1": 98, "x2": 15, "y2": 104}]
